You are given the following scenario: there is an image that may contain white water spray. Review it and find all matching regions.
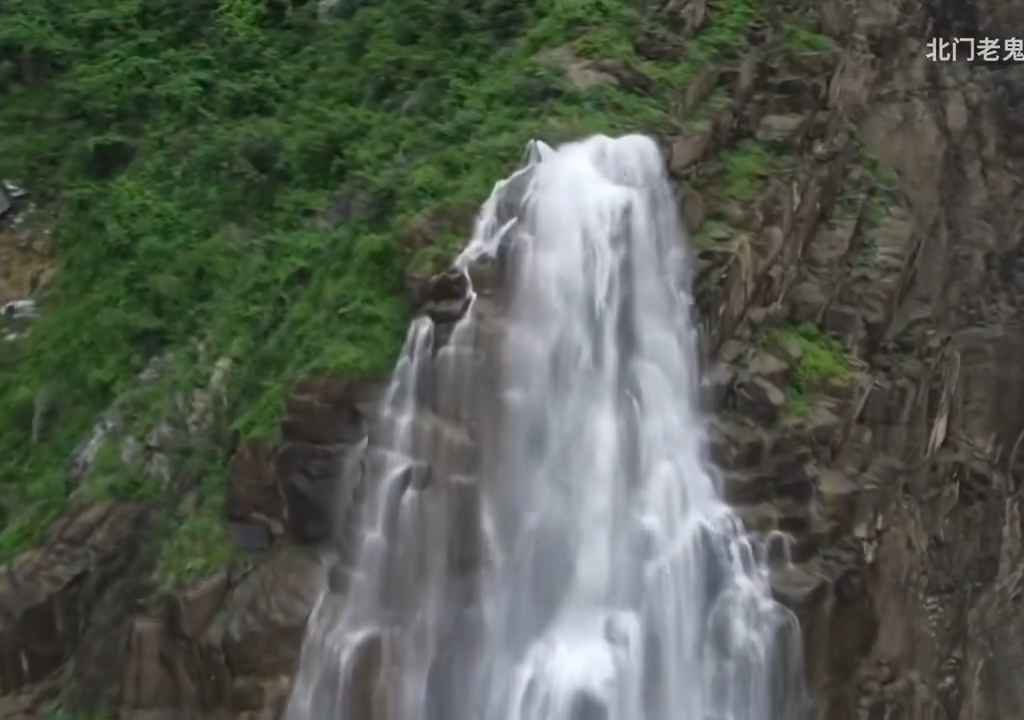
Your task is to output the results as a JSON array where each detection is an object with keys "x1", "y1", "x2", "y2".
[{"x1": 286, "y1": 135, "x2": 811, "y2": 720}]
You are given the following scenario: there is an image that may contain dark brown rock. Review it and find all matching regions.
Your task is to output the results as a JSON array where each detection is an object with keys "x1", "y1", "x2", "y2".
[
  {"x1": 0, "y1": 503, "x2": 145, "y2": 694},
  {"x1": 222, "y1": 546, "x2": 323, "y2": 678},
  {"x1": 416, "y1": 268, "x2": 471, "y2": 324},
  {"x1": 277, "y1": 442, "x2": 350, "y2": 543},
  {"x1": 227, "y1": 441, "x2": 283, "y2": 530},
  {"x1": 282, "y1": 377, "x2": 378, "y2": 446}
]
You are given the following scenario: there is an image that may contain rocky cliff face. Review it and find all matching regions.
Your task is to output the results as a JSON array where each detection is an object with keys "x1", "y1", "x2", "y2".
[{"x1": 3, "y1": 0, "x2": 1024, "y2": 718}]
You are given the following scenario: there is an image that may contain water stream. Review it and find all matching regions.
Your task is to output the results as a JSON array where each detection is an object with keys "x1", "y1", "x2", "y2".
[{"x1": 285, "y1": 135, "x2": 810, "y2": 720}]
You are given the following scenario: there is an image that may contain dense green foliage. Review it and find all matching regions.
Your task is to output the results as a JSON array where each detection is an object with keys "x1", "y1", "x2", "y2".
[{"x1": 0, "y1": 0, "x2": 766, "y2": 559}]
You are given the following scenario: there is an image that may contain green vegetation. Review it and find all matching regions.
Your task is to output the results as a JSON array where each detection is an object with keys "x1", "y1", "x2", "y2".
[
  {"x1": 782, "y1": 22, "x2": 834, "y2": 54},
  {"x1": 766, "y1": 322, "x2": 850, "y2": 416},
  {"x1": 44, "y1": 706, "x2": 112, "y2": 720},
  {"x1": 720, "y1": 140, "x2": 777, "y2": 201},
  {"x1": 156, "y1": 506, "x2": 236, "y2": 591},
  {"x1": 694, "y1": 218, "x2": 735, "y2": 249},
  {"x1": 0, "y1": 0, "x2": 767, "y2": 560}
]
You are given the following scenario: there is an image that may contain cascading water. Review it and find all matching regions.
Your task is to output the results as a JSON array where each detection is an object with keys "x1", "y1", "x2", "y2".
[{"x1": 285, "y1": 135, "x2": 812, "y2": 720}]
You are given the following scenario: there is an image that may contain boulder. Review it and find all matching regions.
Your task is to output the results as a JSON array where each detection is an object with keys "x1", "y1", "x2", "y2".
[
  {"x1": 668, "y1": 132, "x2": 712, "y2": 175},
  {"x1": 0, "y1": 503, "x2": 145, "y2": 693}
]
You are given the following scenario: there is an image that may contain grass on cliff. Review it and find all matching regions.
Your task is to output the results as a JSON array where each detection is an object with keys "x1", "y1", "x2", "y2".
[
  {"x1": 0, "y1": 0, "x2": 766, "y2": 561},
  {"x1": 720, "y1": 140, "x2": 778, "y2": 201},
  {"x1": 766, "y1": 322, "x2": 850, "y2": 416}
]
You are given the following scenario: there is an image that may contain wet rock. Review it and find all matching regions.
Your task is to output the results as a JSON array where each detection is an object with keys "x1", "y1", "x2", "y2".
[
  {"x1": 0, "y1": 503, "x2": 145, "y2": 693},
  {"x1": 346, "y1": 632, "x2": 386, "y2": 720},
  {"x1": 701, "y1": 362, "x2": 735, "y2": 408},
  {"x1": 0, "y1": 182, "x2": 25, "y2": 220},
  {"x1": 734, "y1": 376, "x2": 786, "y2": 423},
  {"x1": 668, "y1": 132, "x2": 712, "y2": 176},
  {"x1": 222, "y1": 546, "x2": 323, "y2": 677},
  {"x1": 771, "y1": 563, "x2": 828, "y2": 618},
  {"x1": 0, "y1": 299, "x2": 37, "y2": 321},
  {"x1": 570, "y1": 692, "x2": 608, "y2": 720},
  {"x1": 418, "y1": 268, "x2": 471, "y2": 324},
  {"x1": 277, "y1": 442, "x2": 349, "y2": 543}
]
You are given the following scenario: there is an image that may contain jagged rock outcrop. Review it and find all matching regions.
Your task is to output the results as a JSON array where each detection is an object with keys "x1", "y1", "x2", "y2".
[
  {"x1": 0, "y1": 503, "x2": 146, "y2": 693},
  {"x1": 685, "y1": 1, "x2": 1024, "y2": 717}
]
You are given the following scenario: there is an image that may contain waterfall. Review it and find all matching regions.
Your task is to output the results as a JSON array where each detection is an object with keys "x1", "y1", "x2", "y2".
[{"x1": 285, "y1": 135, "x2": 811, "y2": 720}]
